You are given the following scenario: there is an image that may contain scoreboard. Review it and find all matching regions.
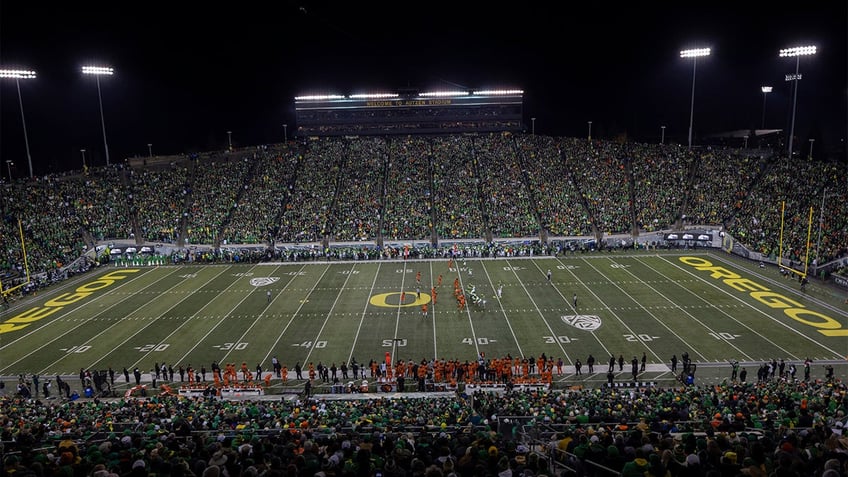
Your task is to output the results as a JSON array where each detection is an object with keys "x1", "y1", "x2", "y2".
[{"x1": 294, "y1": 89, "x2": 523, "y2": 136}]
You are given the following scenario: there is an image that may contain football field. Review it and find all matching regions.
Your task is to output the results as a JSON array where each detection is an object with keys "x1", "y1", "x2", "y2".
[{"x1": 1, "y1": 250, "x2": 846, "y2": 391}]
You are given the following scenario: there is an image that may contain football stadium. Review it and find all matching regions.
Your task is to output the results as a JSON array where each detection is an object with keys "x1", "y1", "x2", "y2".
[{"x1": 1, "y1": 82, "x2": 847, "y2": 476}]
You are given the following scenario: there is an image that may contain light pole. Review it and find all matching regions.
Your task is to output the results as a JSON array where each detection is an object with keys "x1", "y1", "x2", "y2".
[
  {"x1": 660, "y1": 125, "x2": 666, "y2": 144},
  {"x1": 780, "y1": 45, "x2": 816, "y2": 159},
  {"x1": 680, "y1": 47, "x2": 711, "y2": 149},
  {"x1": 0, "y1": 69, "x2": 37, "y2": 178},
  {"x1": 588, "y1": 121, "x2": 592, "y2": 141},
  {"x1": 80, "y1": 149, "x2": 87, "y2": 170},
  {"x1": 81, "y1": 65, "x2": 114, "y2": 166},
  {"x1": 283, "y1": 124, "x2": 288, "y2": 142},
  {"x1": 5, "y1": 160, "x2": 13, "y2": 182},
  {"x1": 227, "y1": 130, "x2": 232, "y2": 150},
  {"x1": 743, "y1": 135, "x2": 748, "y2": 149},
  {"x1": 760, "y1": 86, "x2": 772, "y2": 129},
  {"x1": 808, "y1": 139, "x2": 815, "y2": 159},
  {"x1": 531, "y1": 117, "x2": 536, "y2": 136},
  {"x1": 147, "y1": 143, "x2": 153, "y2": 158}
]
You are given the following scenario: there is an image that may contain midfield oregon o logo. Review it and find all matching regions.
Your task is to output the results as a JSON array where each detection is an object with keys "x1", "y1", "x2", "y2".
[{"x1": 370, "y1": 292, "x2": 432, "y2": 308}]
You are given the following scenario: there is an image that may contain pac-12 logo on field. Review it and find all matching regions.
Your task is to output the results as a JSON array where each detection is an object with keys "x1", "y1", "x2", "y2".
[
  {"x1": 250, "y1": 277, "x2": 279, "y2": 287},
  {"x1": 561, "y1": 315, "x2": 602, "y2": 331}
]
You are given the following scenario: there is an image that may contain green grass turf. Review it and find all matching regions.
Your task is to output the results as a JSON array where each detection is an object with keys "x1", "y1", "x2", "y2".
[{"x1": 1, "y1": 250, "x2": 845, "y2": 391}]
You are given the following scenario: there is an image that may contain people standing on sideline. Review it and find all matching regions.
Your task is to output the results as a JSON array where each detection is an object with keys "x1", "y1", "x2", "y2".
[
  {"x1": 618, "y1": 355, "x2": 624, "y2": 371},
  {"x1": 730, "y1": 360, "x2": 739, "y2": 380},
  {"x1": 574, "y1": 359, "x2": 582, "y2": 375},
  {"x1": 739, "y1": 368, "x2": 747, "y2": 382},
  {"x1": 587, "y1": 354, "x2": 595, "y2": 373},
  {"x1": 547, "y1": 269, "x2": 552, "y2": 282},
  {"x1": 804, "y1": 358, "x2": 812, "y2": 381},
  {"x1": 670, "y1": 355, "x2": 678, "y2": 374},
  {"x1": 304, "y1": 379, "x2": 312, "y2": 398},
  {"x1": 640, "y1": 352, "x2": 646, "y2": 372},
  {"x1": 631, "y1": 356, "x2": 639, "y2": 381},
  {"x1": 608, "y1": 355, "x2": 616, "y2": 372}
]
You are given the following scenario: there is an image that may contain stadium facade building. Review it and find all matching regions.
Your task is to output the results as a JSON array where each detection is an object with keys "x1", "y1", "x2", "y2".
[{"x1": 294, "y1": 88, "x2": 523, "y2": 136}]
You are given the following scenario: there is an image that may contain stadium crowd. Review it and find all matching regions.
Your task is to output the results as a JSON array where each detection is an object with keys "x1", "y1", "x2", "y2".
[
  {"x1": 2, "y1": 133, "x2": 846, "y2": 295},
  {"x1": 0, "y1": 374, "x2": 846, "y2": 477}
]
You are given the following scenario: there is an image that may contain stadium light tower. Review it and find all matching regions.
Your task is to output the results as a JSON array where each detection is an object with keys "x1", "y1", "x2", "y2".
[
  {"x1": 780, "y1": 45, "x2": 816, "y2": 159},
  {"x1": 283, "y1": 124, "x2": 288, "y2": 142},
  {"x1": 147, "y1": 143, "x2": 153, "y2": 158},
  {"x1": 227, "y1": 130, "x2": 232, "y2": 150},
  {"x1": 808, "y1": 138, "x2": 815, "y2": 159},
  {"x1": 5, "y1": 160, "x2": 13, "y2": 182},
  {"x1": 760, "y1": 86, "x2": 772, "y2": 129},
  {"x1": 680, "y1": 47, "x2": 710, "y2": 149},
  {"x1": 0, "y1": 69, "x2": 37, "y2": 178},
  {"x1": 80, "y1": 149, "x2": 87, "y2": 169},
  {"x1": 588, "y1": 121, "x2": 592, "y2": 141},
  {"x1": 660, "y1": 125, "x2": 666, "y2": 144},
  {"x1": 81, "y1": 65, "x2": 114, "y2": 166},
  {"x1": 531, "y1": 117, "x2": 536, "y2": 136}
]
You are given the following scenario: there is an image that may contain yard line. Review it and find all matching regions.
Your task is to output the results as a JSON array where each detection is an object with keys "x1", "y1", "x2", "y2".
[
  {"x1": 479, "y1": 260, "x2": 523, "y2": 357},
  {"x1": 261, "y1": 264, "x2": 308, "y2": 366},
  {"x1": 0, "y1": 267, "x2": 159, "y2": 362},
  {"x1": 657, "y1": 254, "x2": 845, "y2": 357},
  {"x1": 635, "y1": 256, "x2": 794, "y2": 360},
  {"x1": 710, "y1": 254, "x2": 848, "y2": 320},
  {"x1": 428, "y1": 261, "x2": 437, "y2": 359},
  {"x1": 611, "y1": 257, "x2": 754, "y2": 361},
  {"x1": 218, "y1": 264, "x2": 289, "y2": 363},
  {"x1": 542, "y1": 258, "x2": 613, "y2": 360},
  {"x1": 504, "y1": 259, "x2": 570, "y2": 361},
  {"x1": 303, "y1": 263, "x2": 358, "y2": 364},
  {"x1": 454, "y1": 259, "x2": 480, "y2": 357},
  {"x1": 346, "y1": 263, "x2": 382, "y2": 366},
  {"x1": 129, "y1": 265, "x2": 250, "y2": 369},
  {"x1": 578, "y1": 257, "x2": 705, "y2": 361},
  {"x1": 387, "y1": 261, "x2": 410, "y2": 365},
  {"x1": 85, "y1": 266, "x2": 234, "y2": 371},
  {"x1": 179, "y1": 263, "x2": 285, "y2": 365},
  {"x1": 131, "y1": 265, "x2": 284, "y2": 367},
  {"x1": 252, "y1": 264, "x2": 330, "y2": 367}
]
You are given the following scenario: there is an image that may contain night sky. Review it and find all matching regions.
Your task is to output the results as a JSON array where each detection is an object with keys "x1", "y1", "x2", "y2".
[{"x1": 1, "y1": 2, "x2": 845, "y2": 176}]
